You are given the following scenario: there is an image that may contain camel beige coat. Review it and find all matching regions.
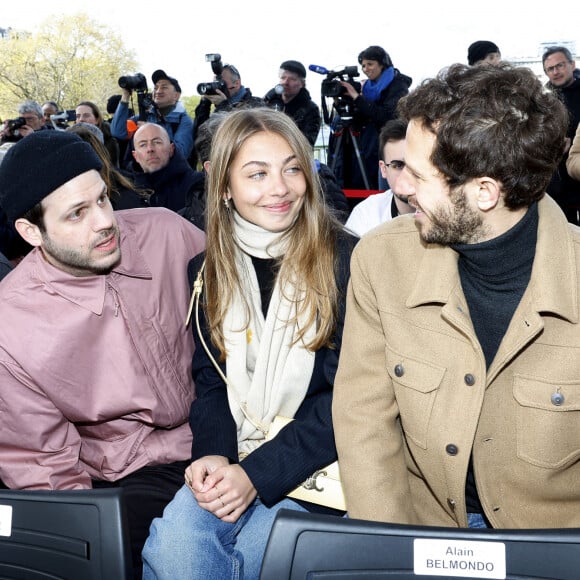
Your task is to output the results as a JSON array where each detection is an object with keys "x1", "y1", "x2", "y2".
[{"x1": 333, "y1": 195, "x2": 580, "y2": 529}]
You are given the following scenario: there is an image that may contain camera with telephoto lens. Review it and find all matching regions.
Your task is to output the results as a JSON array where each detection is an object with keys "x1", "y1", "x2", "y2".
[
  {"x1": 197, "y1": 53, "x2": 229, "y2": 97},
  {"x1": 6, "y1": 117, "x2": 27, "y2": 132},
  {"x1": 320, "y1": 66, "x2": 361, "y2": 98},
  {"x1": 118, "y1": 73, "x2": 148, "y2": 92}
]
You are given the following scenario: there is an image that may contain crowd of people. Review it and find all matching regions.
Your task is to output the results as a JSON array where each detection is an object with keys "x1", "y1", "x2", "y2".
[{"x1": 0, "y1": 41, "x2": 579, "y2": 580}]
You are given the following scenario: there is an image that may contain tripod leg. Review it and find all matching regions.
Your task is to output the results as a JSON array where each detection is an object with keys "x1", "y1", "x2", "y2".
[
  {"x1": 349, "y1": 129, "x2": 371, "y2": 189},
  {"x1": 329, "y1": 133, "x2": 343, "y2": 175}
]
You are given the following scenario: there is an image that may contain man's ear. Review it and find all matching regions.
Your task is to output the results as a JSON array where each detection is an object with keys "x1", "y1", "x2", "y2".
[
  {"x1": 203, "y1": 160, "x2": 211, "y2": 173},
  {"x1": 14, "y1": 218, "x2": 42, "y2": 247},
  {"x1": 473, "y1": 176, "x2": 502, "y2": 212}
]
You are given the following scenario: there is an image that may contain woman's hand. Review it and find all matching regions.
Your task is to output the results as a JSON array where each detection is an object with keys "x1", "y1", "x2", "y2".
[
  {"x1": 184, "y1": 455, "x2": 229, "y2": 493},
  {"x1": 187, "y1": 459, "x2": 257, "y2": 523},
  {"x1": 339, "y1": 80, "x2": 360, "y2": 100}
]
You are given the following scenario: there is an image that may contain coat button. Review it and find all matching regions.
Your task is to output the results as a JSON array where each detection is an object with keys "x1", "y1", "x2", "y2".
[
  {"x1": 447, "y1": 498, "x2": 456, "y2": 510},
  {"x1": 464, "y1": 373, "x2": 475, "y2": 386},
  {"x1": 446, "y1": 444, "x2": 459, "y2": 456},
  {"x1": 551, "y1": 391, "x2": 565, "y2": 406},
  {"x1": 394, "y1": 364, "x2": 404, "y2": 377}
]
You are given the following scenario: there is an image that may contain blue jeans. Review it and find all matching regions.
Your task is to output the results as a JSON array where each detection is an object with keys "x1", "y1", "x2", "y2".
[
  {"x1": 142, "y1": 484, "x2": 308, "y2": 580},
  {"x1": 467, "y1": 512, "x2": 489, "y2": 528}
]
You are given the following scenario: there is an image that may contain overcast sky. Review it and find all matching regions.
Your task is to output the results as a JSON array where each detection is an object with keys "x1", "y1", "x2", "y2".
[{"x1": 4, "y1": 1, "x2": 580, "y2": 104}]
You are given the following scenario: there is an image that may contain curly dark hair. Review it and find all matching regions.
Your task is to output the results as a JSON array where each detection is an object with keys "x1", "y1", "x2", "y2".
[{"x1": 397, "y1": 62, "x2": 569, "y2": 209}]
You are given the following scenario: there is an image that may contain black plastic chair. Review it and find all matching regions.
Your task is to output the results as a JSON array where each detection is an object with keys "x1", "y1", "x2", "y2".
[
  {"x1": 0, "y1": 487, "x2": 132, "y2": 579},
  {"x1": 260, "y1": 508, "x2": 580, "y2": 579}
]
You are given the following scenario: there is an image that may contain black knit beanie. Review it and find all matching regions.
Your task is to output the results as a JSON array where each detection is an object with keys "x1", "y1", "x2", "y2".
[
  {"x1": 467, "y1": 41, "x2": 500, "y2": 66},
  {"x1": 0, "y1": 131, "x2": 103, "y2": 221}
]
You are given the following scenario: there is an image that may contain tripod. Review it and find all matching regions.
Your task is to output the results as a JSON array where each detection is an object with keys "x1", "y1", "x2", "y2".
[{"x1": 328, "y1": 119, "x2": 370, "y2": 190}]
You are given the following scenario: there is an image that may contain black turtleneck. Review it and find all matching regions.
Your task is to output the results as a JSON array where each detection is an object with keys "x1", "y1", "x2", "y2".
[
  {"x1": 451, "y1": 201, "x2": 538, "y2": 515},
  {"x1": 452, "y1": 202, "x2": 538, "y2": 368}
]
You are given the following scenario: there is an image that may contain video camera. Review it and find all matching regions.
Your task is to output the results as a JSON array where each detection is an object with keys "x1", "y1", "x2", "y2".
[
  {"x1": 197, "y1": 53, "x2": 229, "y2": 97},
  {"x1": 320, "y1": 66, "x2": 361, "y2": 99},
  {"x1": 310, "y1": 64, "x2": 361, "y2": 124},
  {"x1": 50, "y1": 110, "x2": 76, "y2": 130}
]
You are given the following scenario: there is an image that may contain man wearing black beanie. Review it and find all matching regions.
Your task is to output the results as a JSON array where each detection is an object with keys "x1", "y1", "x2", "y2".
[
  {"x1": 0, "y1": 130, "x2": 206, "y2": 578},
  {"x1": 467, "y1": 40, "x2": 501, "y2": 66},
  {"x1": 264, "y1": 59, "x2": 321, "y2": 147}
]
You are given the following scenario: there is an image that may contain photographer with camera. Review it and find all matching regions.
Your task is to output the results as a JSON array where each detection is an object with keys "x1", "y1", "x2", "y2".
[
  {"x1": 0, "y1": 99, "x2": 51, "y2": 144},
  {"x1": 191, "y1": 56, "x2": 263, "y2": 168},
  {"x1": 326, "y1": 46, "x2": 411, "y2": 190},
  {"x1": 264, "y1": 60, "x2": 321, "y2": 147},
  {"x1": 111, "y1": 69, "x2": 194, "y2": 170}
]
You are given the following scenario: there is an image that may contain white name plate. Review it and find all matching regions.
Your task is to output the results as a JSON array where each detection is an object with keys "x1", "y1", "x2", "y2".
[
  {"x1": 0, "y1": 505, "x2": 13, "y2": 537},
  {"x1": 414, "y1": 538, "x2": 506, "y2": 578}
]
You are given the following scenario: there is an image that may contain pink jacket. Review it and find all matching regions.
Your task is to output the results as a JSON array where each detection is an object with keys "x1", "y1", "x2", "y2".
[{"x1": 0, "y1": 208, "x2": 205, "y2": 489}]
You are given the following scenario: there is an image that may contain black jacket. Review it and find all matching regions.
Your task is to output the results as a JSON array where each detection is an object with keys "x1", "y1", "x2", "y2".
[
  {"x1": 132, "y1": 149, "x2": 203, "y2": 216},
  {"x1": 546, "y1": 74, "x2": 580, "y2": 222},
  {"x1": 178, "y1": 170, "x2": 207, "y2": 231},
  {"x1": 187, "y1": 230, "x2": 357, "y2": 513},
  {"x1": 264, "y1": 87, "x2": 321, "y2": 147}
]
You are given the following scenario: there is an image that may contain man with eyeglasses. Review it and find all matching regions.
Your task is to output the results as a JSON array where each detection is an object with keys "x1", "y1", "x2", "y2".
[
  {"x1": 542, "y1": 46, "x2": 580, "y2": 224},
  {"x1": 345, "y1": 119, "x2": 413, "y2": 237}
]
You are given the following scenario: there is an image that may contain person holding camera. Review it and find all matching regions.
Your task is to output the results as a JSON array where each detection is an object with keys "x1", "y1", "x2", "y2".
[
  {"x1": 0, "y1": 99, "x2": 50, "y2": 144},
  {"x1": 264, "y1": 60, "x2": 321, "y2": 147},
  {"x1": 327, "y1": 45, "x2": 412, "y2": 191},
  {"x1": 191, "y1": 62, "x2": 263, "y2": 169},
  {"x1": 111, "y1": 69, "x2": 194, "y2": 170}
]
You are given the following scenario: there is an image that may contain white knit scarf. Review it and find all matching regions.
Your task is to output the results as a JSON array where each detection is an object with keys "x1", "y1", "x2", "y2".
[{"x1": 225, "y1": 211, "x2": 315, "y2": 456}]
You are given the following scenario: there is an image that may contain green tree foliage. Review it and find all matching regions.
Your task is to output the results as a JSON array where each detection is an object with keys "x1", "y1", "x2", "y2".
[
  {"x1": 182, "y1": 95, "x2": 202, "y2": 120},
  {"x1": 0, "y1": 13, "x2": 138, "y2": 119}
]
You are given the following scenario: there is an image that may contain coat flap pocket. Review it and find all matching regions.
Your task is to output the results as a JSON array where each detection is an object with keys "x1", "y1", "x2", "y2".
[
  {"x1": 385, "y1": 349, "x2": 445, "y2": 393},
  {"x1": 513, "y1": 375, "x2": 580, "y2": 411}
]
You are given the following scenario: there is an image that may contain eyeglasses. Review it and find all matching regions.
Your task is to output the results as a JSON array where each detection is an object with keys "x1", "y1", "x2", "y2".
[
  {"x1": 545, "y1": 61, "x2": 570, "y2": 74},
  {"x1": 384, "y1": 160, "x2": 405, "y2": 170}
]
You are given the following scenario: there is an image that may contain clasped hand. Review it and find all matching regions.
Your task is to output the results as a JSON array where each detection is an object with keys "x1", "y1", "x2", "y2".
[{"x1": 184, "y1": 455, "x2": 257, "y2": 523}]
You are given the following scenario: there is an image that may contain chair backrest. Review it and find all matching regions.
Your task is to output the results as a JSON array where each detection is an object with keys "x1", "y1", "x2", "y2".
[
  {"x1": 0, "y1": 487, "x2": 132, "y2": 579},
  {"x1": 260, "y1": 509, "x2": 580, "y2": 580}
]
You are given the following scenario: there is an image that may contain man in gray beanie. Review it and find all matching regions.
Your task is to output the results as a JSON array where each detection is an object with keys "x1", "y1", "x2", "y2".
[{"x1": 0, "y1": 130, "x2": 205, "y2": 578}]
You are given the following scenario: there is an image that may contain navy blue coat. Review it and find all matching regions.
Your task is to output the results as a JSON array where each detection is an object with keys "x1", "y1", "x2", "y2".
[{"x1": 187, "y1": 230, "x2": 356, "y2": 513}]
